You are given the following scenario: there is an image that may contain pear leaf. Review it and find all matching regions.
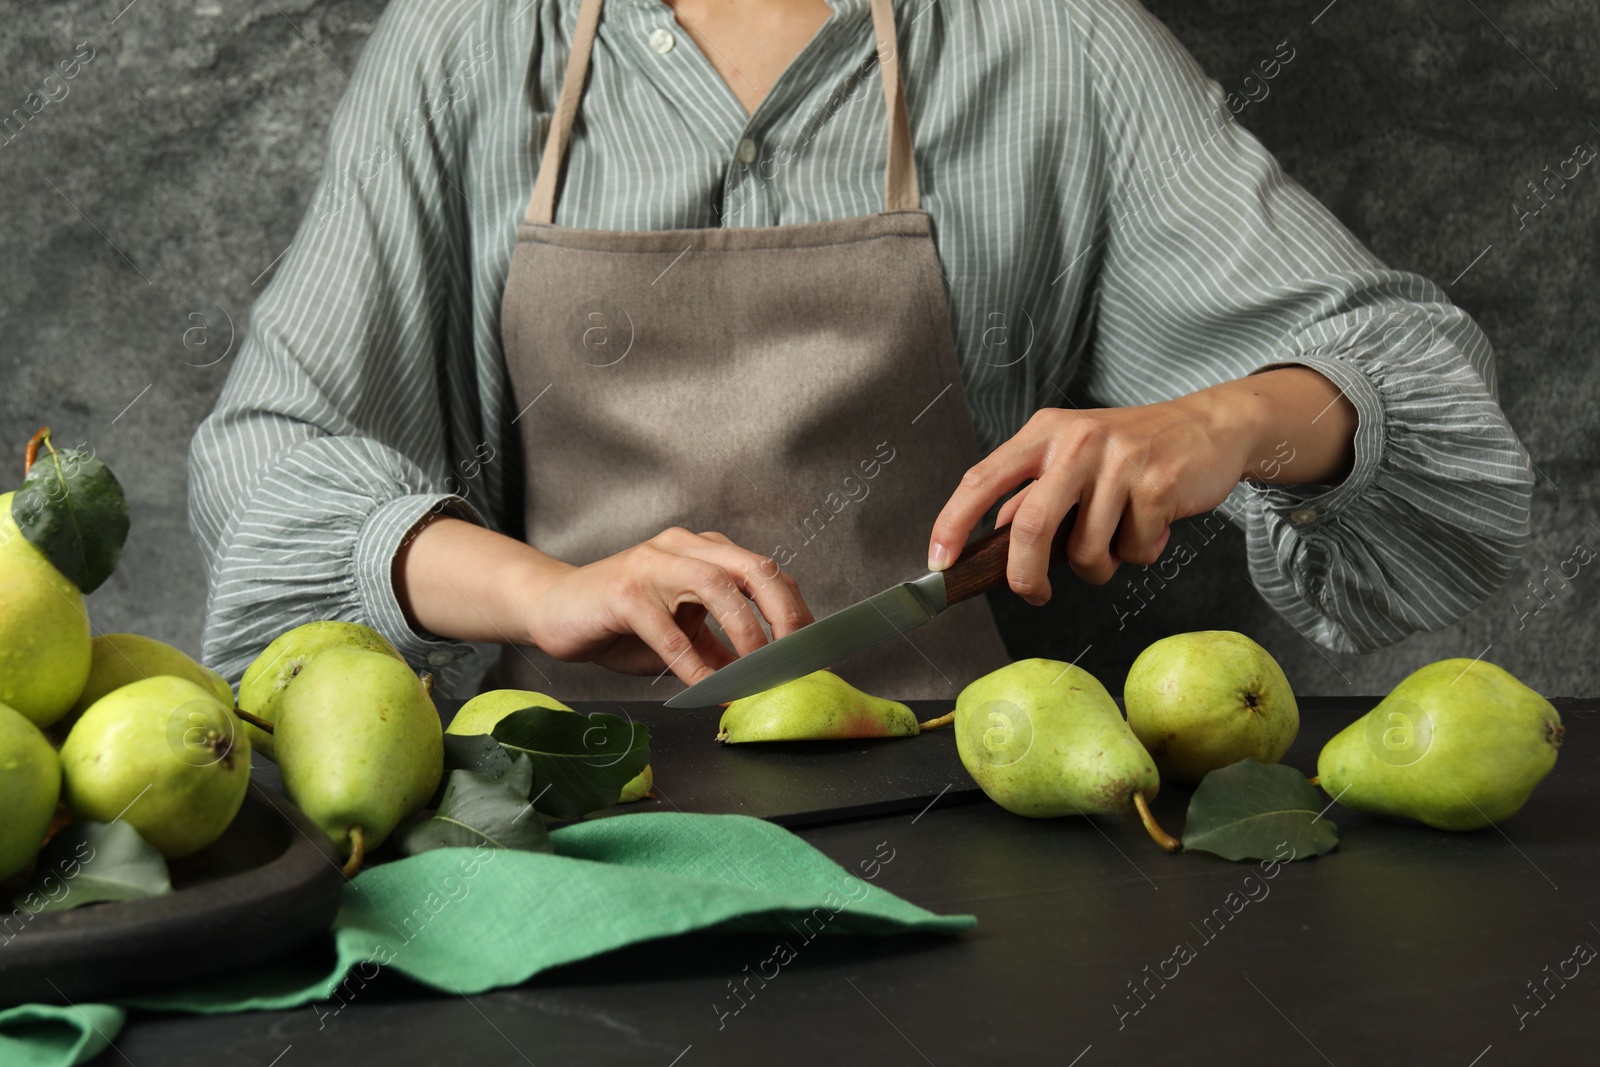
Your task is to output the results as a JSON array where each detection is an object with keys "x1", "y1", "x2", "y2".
[
  {"x1": 12, "y1": 820, "x2": 172, "y2": 914},
  {"x1": 491, "y1": 706, "x2": 651, "y2": 821},
  {"x1": 442, "y1": 733, "x2": 516, "y2": 778},
  {"x1": 431, "y1": 733, "x2": 516, "y2": 807},
  {"x1": 1181, "y1": 759, "x2": 1338, "y2": 861},
  {"x1": 12, "y1": 445, "x2": 129, "y2": 593},
  {"x1": 394, "y1": 755, "x2": 552, "y2": 856}
]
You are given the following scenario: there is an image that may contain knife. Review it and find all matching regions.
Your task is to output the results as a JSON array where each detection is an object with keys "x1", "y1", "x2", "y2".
[{"x1": 663, "y1": 507, "x2": 1078, "y2": 708}]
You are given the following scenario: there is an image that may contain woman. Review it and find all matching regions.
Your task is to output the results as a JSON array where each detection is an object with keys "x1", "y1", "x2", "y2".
[{"x1": 189, "y1": 0, "x2": 1532, "y2": 700}]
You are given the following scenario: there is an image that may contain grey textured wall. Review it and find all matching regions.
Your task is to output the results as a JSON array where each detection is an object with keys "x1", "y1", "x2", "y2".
[{"x1": 1, "y1": 1, "x2": 1595, "y2": 699}]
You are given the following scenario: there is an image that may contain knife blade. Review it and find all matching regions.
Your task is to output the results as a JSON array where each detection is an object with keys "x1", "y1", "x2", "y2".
[{"x1": 663, "y1": 508, "x2": 1077, "y2": 708}]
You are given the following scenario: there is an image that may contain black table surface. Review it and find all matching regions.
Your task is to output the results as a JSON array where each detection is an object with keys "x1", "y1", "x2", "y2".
[{"x1": 90, "y1": 696, "x2": 1596, "y2": 1066}]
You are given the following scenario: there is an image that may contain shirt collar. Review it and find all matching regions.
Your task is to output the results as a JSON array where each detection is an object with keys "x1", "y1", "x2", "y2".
[{"x1": 623, "y1": 0, "x2": 872, "y2": 31}]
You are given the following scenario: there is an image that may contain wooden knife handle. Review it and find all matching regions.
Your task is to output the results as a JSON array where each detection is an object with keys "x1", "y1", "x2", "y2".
[{"x1": 940, "y1": 505, "x2": 1078, "y2": 606}]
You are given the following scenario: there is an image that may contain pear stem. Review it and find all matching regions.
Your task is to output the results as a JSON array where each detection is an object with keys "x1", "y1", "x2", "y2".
[
  {"x1": 1133, "y1": 792, "x2": 1181, "y2": 853},
  {"x1": 1307, "y1": 775, "x2": 1320, "y2": 788},
  {"x1": 341, "y1": 826, "x2": 365, "y2": 878},
  {"x1": 23, "y1": 427, "x2": 50, "y2": 476},
  {"x1": 918, "y1": 712, "x2": 954, "y2": 732},
  {"x1": 44, "y1": 802, "x2": 71, "y2": 848},
  {"x1": 232, "y1": 706, "x2": 275, "y2": 734}
]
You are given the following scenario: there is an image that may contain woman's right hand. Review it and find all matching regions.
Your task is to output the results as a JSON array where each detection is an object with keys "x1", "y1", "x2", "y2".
[
  {"x1": 521, "y1": 527, "x2": 816, "y2": 686},
  {"x1": 396, "y1": 518, "x2": 815, "y2": 687}
]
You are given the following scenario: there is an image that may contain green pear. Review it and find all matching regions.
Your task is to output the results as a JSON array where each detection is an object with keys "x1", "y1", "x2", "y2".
[
  {"x1": 716, "y1": 670, "x2": 918, "y2": 742},
  {"x1": 60, "y1": 676, "x2": 251, "y2": 859},
  {"x1": 448, "y1": 687, "x2": 577, "y2": 736},
  {"x1": 1, "y1": 700, "x2": 62, "y2": 881},
  {"x1": 55, "y1": 633, "x2": 234, "y2": 735},
  {"x1": 450, "y1": 688, "x2": 653, "y2": 802},
  {"x1": 954, "y1": 658, "x2": 1177, "y2": 850},
  {"x1": 617, "y1": 764, "x2": 654, "y2": 804},
  {"x1": 1124, "y1": 630, "x2": 1299, "y2": 785},
  {"x1": 274, "y1": 646, "x2": 443, "y2": 867},
  {"x1": 239, "y1": 620, "x2": 403, "y2": 759},
  {"x1": 0, "y1": 490, "x2": 93, "y2": 728},
  {"x1": 1317, "y1": 658, "x2": 1563, "y2": 831}
]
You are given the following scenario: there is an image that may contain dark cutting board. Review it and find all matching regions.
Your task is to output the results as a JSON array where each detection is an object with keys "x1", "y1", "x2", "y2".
[
  {"x1": 563, "y1": 700, "x2": 982, "y2": 827},
  {"x1": 244, "y1": 700, "x2": 981, "y2": 828}
]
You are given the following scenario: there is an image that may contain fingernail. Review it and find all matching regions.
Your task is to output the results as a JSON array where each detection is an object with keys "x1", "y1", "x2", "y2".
[{"x1": 928, "y1": 543, "x2": 951, "y2": 571}]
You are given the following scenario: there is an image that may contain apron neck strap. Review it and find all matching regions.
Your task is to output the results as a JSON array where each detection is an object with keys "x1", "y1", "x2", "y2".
[
  {"x1": 527, "y1": 0, "x2": 918, "y2": 224},
  {"x1": 869, "y1": 0, "x2": 919, "y2": 212}
]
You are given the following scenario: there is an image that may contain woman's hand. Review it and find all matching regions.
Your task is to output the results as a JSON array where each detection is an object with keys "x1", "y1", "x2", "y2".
[
  {"x1": 925, "y1": 367, "x2": 1358, "y2": 604},
  {"x1": 396, "y1": 520, "x2": 815, "y2": 687},
  {"x1": 521, "y1": 527, "x2": 815, "y2": 686}
]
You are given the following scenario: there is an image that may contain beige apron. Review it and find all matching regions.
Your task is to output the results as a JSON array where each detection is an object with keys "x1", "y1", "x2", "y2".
[{"x1": 490, "y1": 0, "x2": 1012, "y2": 700}]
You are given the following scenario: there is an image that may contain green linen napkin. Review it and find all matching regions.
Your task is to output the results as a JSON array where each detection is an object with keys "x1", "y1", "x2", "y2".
[
  {"x1": 0, "y1": 1004, "x2": 121, "y2": 1067},
  {"x1": 1, "y1": 812, "x2": 973, "y2": 1066}
]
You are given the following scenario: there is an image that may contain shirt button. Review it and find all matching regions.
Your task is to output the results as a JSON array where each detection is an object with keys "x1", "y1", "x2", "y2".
[
  {"x1": 649, "y1": 28, "x2": 675, "y2": 54},
  {"x1": 736, "y1": 137, "x2": 758, "y2": 164},
  {"x1": 426, "y1": 650, "x2": 454, "y2": 667},
  {"x1": 1289, "y1": 508, "x2": 1318, "y2": 525}
]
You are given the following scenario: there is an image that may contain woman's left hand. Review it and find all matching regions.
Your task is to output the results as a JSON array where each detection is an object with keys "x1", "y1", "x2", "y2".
[{"x1": 926, "y1": 368, "x2": 1357, "y2": 604}]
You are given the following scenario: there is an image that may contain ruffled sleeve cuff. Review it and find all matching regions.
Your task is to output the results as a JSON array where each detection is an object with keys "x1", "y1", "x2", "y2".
[
  {"x1": 1231, "y1": 309, "x2": 1533, "y2": 652},
  {"x1": 1242, "y1": 352, "x2": 1387, "y2": 530},
  {"x1": 355, "y1": 491, "x2": 492, "y2": 682}
]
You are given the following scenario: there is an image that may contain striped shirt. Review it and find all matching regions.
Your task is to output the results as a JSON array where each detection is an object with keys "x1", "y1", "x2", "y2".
[{"x1": 187, "y1": 0, "x2": 1534, "y2": 695}]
